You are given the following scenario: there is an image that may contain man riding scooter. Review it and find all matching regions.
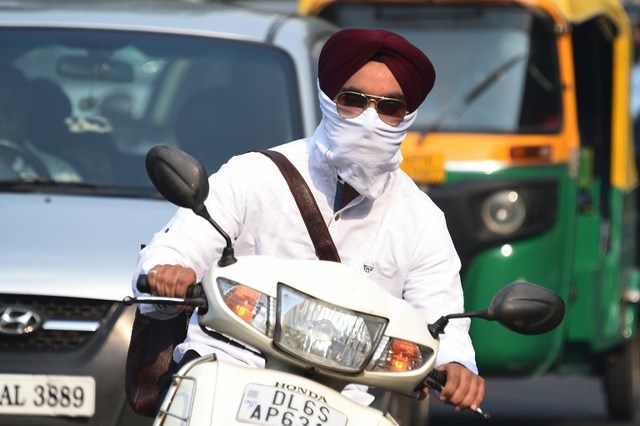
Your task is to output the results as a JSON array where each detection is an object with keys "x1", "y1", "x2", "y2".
[{"x1": 133, "y1": 28, "x2": 485, "y2": 416}]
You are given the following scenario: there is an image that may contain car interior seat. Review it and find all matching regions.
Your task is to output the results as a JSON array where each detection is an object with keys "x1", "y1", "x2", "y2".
[
  {"x1": 28, "y1": 78, "x2": 75, "y2": 146},
  {"x1": 175, "y1": 86, "x2": 256, "y2": 174},
  {"x1": 26, "y1": 78, "x2": 84, "y2": 181},
  {"x1": 29, "y1": 78, "x2": 121, "y2": 183}
]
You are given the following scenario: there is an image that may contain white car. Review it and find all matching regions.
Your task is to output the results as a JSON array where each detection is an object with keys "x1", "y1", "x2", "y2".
[{"x1": 0, "y1": 1, "x2": 336, "y2": 425}]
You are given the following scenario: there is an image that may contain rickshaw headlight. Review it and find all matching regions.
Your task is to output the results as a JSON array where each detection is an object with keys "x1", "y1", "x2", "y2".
[{"x1": 481, "y1": 190, "x2": 526, "y2": 234}]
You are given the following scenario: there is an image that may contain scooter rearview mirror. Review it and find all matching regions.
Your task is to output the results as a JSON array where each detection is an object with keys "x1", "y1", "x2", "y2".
[
  {"x1": 145, "y1": 144, "x2": 237, "y2": 266},
  {"x1": 478, "y1": 281, "x2": 566, "y2": 335},
  {"x1": 145, "y1": 144, "x2": 209, "y2": 211}
]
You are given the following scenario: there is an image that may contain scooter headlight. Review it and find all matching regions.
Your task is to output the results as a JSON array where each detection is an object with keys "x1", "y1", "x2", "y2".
[{"x1": 275, "y1": 284, "x2": 388, "y2": 373}]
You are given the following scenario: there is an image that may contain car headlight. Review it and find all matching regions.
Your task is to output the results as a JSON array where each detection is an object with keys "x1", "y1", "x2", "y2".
[
  {"x1": 275, "y1": 284, "x2": 388, "y2": 373},
  {"x1": 480, "y1": 190, "x2": 526, "y2": 234}
]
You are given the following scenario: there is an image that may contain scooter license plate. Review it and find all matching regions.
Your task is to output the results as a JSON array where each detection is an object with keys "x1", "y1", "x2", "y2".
[{"x1": 237, "y1": 383, "x2": 347, "y2": 426}]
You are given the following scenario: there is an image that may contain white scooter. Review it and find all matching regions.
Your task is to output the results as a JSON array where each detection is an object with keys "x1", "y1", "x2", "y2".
[{"x1": 124, "y1": 146, "x2": 565, "y2": 426}]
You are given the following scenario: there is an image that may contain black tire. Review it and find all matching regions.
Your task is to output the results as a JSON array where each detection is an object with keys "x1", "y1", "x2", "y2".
[{"x1": 603, "y1": 333, "x2": 640, "y2": 420}]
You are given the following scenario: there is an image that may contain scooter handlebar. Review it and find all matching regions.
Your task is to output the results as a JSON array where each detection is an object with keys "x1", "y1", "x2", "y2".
[
  {"x1": 424, "y1": 369, "x2": 491, "y2": 421},
  {"x1": 136, "y1": 273, "x2": 204, "y2": 299},
  {"x1": 136, "y1": 274, "x2": 150, "y2": 293},
  {"x1": 425, "y1": 369, "x2": 447, "y2": 392}
]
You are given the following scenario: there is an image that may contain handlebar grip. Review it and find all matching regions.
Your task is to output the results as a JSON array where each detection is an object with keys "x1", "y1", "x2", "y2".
[
  {"x1": 136, "y1": 274, "x2": 202, "y2": 298},
  {"x1": 186, "y1": 283, "x2": 204, "y2": 299},
  {"x1": 424, "y1": 369, "x2": 491, "y2": 420},
  {"x1": 136, "y1": 274, "x2": 150, "y2": 293},
  {"x1": 426, "y1": 369, "x2": 447, "y2": 392}
]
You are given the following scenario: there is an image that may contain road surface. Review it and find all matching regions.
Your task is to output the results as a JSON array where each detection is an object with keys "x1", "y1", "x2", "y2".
[{"x1": 429, "y1": 374, "x2": 640, "y2": 425}]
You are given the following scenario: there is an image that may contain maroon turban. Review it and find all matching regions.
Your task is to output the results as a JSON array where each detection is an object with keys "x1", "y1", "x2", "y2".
[{"x1": 318, "y1": 28, "x2": 435, "y2": 113}]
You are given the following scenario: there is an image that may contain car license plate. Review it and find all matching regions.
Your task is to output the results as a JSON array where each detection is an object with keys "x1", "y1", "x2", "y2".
[
  {"x1": 0, "y1": 374, "x2": 95, "y2": 417},
  {"x1": 237, "y1": 383, "x2": 347, "y2": 426}
]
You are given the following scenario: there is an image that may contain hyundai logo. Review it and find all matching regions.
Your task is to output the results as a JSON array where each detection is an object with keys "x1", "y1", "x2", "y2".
[{"x1": 0, "y1": 306, "x2": 43, "y2": 335}]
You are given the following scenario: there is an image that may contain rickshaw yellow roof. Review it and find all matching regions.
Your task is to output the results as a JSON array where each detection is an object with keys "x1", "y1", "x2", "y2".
[{"x1": 552, "y1": 0, "x2": 628, "y2": 25}]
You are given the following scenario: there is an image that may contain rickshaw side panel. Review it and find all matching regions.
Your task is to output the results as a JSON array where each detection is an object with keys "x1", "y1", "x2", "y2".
[{"x1": 429, "y1": 165, "x2": 575, "y2": 374}]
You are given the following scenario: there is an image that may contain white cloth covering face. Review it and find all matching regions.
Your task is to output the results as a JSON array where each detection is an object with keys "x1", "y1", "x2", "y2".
[{"x1": 315, "y1": 82, "x2": 417, "y2": 200}]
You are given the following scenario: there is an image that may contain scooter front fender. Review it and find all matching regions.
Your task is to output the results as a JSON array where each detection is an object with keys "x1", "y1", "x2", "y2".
[{"x1": 154, "y1": 354, "x2": 400, "y2": 426}]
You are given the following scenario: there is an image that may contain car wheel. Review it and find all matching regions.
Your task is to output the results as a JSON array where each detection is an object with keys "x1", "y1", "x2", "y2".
[{"x1": 603, "y1": 333, "x2": 640, "y2": 420}]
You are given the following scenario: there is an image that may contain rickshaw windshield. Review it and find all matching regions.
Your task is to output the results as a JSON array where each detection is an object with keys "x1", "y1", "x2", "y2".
[{"x1": 321, "y1": 4, "x2": 562, "y2": 134}]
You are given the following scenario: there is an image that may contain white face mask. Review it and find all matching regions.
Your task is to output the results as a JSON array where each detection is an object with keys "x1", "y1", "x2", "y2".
[{"x1": 313, "y1": 84, "x2": 417, "y2": 200}]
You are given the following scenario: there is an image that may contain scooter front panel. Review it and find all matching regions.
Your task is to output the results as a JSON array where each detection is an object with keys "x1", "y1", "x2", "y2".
[{"x1": 155, "y1": 356, "x2": 399, "y2": 425}]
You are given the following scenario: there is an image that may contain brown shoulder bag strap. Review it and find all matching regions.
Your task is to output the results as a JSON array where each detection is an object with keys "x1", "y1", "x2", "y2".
[{"x1": 255, "y1": 149, "x2": 341, "y2": 263}]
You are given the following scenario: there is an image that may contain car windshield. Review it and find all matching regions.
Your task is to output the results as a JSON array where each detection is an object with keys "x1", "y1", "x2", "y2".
[
  {"x1": 320, "y1": 4, "x2": 562, "y2": 134},
  {"x1": 0, "y1": 28, "x2": 303, "y2": 195}
]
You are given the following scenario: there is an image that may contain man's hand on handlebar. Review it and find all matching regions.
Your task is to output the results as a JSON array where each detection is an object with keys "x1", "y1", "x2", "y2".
[
  {"x1": 147, "y1": 264, "x2": 197, "y2": 313},
  {"x1": 421, "y1": 362, "x2": 486, "y2": 414}
]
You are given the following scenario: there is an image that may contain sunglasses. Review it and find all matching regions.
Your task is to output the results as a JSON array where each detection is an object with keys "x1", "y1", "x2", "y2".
[{"x1": 334, "y1": 90, "x2": 408, "y2": 126}]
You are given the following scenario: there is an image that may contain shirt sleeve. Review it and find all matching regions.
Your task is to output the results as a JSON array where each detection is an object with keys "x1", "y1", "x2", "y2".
[{"x1": 402, "y1": 209, "x2": 478, "y2": 374}]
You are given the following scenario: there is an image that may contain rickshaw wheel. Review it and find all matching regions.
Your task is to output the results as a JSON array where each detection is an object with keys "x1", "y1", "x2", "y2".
[{"x1": 603, "y1": 333, "x2": 640, "y2": 420}]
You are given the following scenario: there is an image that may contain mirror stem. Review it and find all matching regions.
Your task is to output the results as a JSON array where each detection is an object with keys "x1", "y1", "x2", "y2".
[
  {"x1": 428, "y1": 317, "x2": 449, "y2": 338},
  {"x1": 428, "y1": 311, "x2": 488, "y2": 338},
  {"x1": 448, "y1": 311, "x2": 485, "y2": 320},
  {"x1": 195, "y1": 205, "x2": 237, "y2": 266}
]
